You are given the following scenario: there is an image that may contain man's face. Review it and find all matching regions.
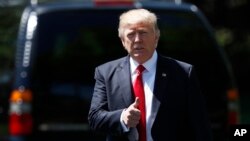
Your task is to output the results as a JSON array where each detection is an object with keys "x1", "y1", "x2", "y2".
[{"x1": 121, "y1": 21, "x2": 159, "y2": 64}]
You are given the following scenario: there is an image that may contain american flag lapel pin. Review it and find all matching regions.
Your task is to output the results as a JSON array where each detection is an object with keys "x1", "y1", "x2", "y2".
[{"x1": 162, "y1": 73, "x2": 167, "y2": 77}]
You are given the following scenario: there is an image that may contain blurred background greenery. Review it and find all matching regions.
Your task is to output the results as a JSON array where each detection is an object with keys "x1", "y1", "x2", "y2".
[{"x1": 0, "y1": 0, "x2": 249, "y2": 136}]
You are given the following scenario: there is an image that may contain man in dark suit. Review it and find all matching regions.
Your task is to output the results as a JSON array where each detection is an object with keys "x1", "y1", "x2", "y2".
[{"x1": 88, "y1": 8, "x2": 212, "y2": 141}]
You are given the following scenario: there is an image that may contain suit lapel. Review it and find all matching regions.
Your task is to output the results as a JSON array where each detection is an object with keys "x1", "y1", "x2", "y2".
[
  {"x1": 153, "y1": 55, "x2": 169, "y2": 102},
  {"x1": 117, "y1": 56, "x2": 134, "y2": 107},
  {"x1": 150, "y1": 56, "x2": 171, "y2": 129}
]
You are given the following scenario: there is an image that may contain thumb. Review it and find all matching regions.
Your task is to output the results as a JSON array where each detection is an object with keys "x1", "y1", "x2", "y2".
[{"x1": 133, "y1": 97, "x2": 140, "y2": 108}]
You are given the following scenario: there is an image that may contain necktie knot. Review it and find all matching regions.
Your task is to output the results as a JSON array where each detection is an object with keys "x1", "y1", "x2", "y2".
[{"x1": 136, "y1": 65, "x2": 145, "y2": 74}]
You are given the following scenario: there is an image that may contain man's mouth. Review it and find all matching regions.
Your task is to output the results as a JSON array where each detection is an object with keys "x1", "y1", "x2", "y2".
[{"x1": 134, "y1": 46, "x2": 144, "y2": 50}]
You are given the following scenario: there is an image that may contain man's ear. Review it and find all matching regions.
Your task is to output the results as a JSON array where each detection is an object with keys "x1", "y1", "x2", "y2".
[
  {"x1": 121, "y1": 37, "x2": 126, "y2": 48},
  {"x1": 154, "y1": 35, "x2": 159, "y2": 48}
]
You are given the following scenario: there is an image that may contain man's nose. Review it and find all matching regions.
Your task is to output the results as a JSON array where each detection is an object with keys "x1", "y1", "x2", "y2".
[{"x1": 134, "y1": 33, "x2": 142, "y2": 42}]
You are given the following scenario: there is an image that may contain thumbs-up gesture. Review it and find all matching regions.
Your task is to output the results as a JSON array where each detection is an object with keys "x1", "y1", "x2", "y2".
[{"x1": 121, "y1": 97, "x2": 141, "y2": 128}]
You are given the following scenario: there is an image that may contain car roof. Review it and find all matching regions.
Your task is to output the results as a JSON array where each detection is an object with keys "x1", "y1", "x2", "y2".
[{"x1": 25, "y1": 0, "x2": 199, "y2": 15}]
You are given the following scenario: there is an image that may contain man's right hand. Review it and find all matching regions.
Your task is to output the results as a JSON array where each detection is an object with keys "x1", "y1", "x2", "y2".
[{"x1": 121, "y1": 97, "x2": 141, "y2": 128}]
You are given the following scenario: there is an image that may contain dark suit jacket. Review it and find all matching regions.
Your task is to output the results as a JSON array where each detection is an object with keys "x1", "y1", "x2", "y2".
[{"x1": 88, "y1": 54, "x2": 213, "y2": 141}]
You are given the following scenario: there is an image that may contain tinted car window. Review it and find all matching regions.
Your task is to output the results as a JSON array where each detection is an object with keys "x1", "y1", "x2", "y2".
[
  {"x1": 32, "y1": 9, "x2": 125, "y2": 127},
  {"x1": 157, "y1": 10, "x2": 230, "y2": 112}
]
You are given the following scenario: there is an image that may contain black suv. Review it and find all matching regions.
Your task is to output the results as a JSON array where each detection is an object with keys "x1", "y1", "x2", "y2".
[{"x1": 9, "y1": 1, "x2": 240, "y2": 141}]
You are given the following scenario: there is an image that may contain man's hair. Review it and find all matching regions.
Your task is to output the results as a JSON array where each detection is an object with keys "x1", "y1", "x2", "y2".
[{"x1": 118, "y1": 8, "x2": 160, "y2": 38}]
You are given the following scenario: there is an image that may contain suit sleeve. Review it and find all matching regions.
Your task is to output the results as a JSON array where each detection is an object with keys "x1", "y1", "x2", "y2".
[
  {"x1": 88, "y1": 67, "x2": 124, "y2": 135},
  {"x1": 187, "y1": 66, "x2": 213, "y2": 141}
]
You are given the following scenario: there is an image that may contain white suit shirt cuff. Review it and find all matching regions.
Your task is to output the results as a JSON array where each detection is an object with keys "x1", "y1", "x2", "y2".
[{"x1": 120, "y1": 109, "x2": 130, "y2": 132}]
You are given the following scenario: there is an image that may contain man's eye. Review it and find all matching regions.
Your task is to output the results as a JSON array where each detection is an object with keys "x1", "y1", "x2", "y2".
[
  {"x1": 127, "y1": 33, "x2": 135, "y2": 37},
  {"x1": 139, "y1": 31, "x2": 147, "y2": 35}
]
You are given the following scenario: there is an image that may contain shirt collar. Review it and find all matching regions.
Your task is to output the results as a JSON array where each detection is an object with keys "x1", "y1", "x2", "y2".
[{"x1": 130, "y1": 51, "x2": 158, "y2": 74}]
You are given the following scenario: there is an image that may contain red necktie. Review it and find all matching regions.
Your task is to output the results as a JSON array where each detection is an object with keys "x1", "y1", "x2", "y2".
[{"x1": 133, "y1": 65, "x2": 146, "y2": 141}]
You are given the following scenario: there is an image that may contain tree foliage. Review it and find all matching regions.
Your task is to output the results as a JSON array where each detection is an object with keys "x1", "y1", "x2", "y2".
[{"x1": 0, "y1": 6, "x2": 23, "y2": 70}]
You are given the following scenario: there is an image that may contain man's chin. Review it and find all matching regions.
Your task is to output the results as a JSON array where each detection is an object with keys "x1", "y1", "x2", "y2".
[{"x1": 131, "y1": 54, "x2": 146, "y2": 63}]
